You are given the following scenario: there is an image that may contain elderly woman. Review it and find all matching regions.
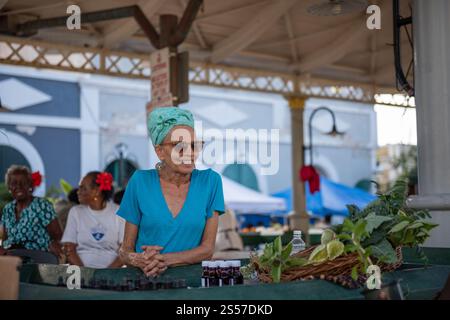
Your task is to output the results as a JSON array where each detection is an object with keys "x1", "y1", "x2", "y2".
[
  {"x1": 0, "y1": 165, "x2": 62, "y2": 256},
  {"x1": 117, "y1": 107, "x2": 225, "y2": 277},
  {"x1": 62, "y1": 171, "x2": 125, "y2": 268}
]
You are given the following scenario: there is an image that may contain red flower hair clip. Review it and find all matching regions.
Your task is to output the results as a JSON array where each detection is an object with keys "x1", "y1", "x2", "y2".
[
  {"x1": 31, "y1": 171, "x2": 42, "y2": 187},
  {"x1": 96, "y1": 172, "x2": 113, "y2": 191}
]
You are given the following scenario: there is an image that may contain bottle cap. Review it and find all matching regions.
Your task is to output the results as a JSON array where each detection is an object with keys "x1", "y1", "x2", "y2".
[
  {"x1": 231, "y1": 260, "x2": 241, "y2": 267},
  {"x1": 202, "y1": 261, "x2": 209, "y2": 267},
  {"x1": 219, "y1": 261, "x2": 228, "y2": 268},
  {"x1": 209, "y1": 261, "x2": 219, "y2": 268},
  {"x1": 293, "y1": 230, "x2": 302, "y2": 236}
]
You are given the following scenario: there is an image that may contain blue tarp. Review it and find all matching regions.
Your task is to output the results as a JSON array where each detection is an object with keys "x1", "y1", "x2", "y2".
[{"x1": 271, "y1": 176, "x2": 377, "y2": 217}]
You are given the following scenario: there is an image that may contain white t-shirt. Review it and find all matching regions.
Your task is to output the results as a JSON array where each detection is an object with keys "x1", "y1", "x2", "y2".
[{"x1": 61, "y1": 202, "x2": 125, "y2": 268}]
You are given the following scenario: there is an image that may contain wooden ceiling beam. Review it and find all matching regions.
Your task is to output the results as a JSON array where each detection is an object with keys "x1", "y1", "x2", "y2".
[
  {"x1": 210, "y1": 0, "x2": 299, "y2": 63},
  {"x1": 101, "y1": 0, "x2": 165, "y2": 48},
  {"x1": 289, "y1": 17, "x2": 369, "y2": 72},
  {"x1": 284, "y1": 12, "x2": 298, "y2": 63}
]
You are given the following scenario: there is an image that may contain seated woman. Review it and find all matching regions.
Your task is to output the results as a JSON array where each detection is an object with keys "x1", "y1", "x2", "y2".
[
  {"x1": 118, "y1": 107, "x2": 225, "y2": 277},
  {"x1": 61, "y1": 171, "x2": 125, "y2": 268},
  {"x1": 0, "y1": 165, "x2": 62, "y2": 256}
]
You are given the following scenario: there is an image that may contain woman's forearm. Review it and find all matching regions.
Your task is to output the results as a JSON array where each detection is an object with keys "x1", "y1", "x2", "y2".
[
  {"x1": 163, "y1": 244, "x2": 214, "y2": 267},
  {"x1": 119, "y1": 244, "x2": 134, "y2": 266}
]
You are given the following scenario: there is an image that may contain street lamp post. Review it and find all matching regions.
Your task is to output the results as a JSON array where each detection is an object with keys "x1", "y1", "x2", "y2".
[{"x1": 306, "y1": 106, "x2": 344, "y2": 166}]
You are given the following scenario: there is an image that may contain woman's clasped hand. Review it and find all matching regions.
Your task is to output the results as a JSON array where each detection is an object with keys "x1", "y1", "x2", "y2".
[{"x1": 129, "y1": 245, "x2": 167, "y2": 277}]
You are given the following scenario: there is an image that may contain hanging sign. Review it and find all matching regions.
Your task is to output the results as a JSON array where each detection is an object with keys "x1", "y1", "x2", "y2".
[{"x1": 149, "y1": 47, "x2": 173, "y2": 111}]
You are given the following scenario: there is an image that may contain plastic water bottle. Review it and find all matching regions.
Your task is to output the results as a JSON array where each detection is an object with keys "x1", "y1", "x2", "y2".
[{"x1": 291, "y1": 230, "x2": 306, "y2": 255}]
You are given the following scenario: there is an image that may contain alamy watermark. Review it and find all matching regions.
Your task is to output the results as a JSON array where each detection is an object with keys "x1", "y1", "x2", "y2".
[
  {"x1": 65, "y1": 4, "x2": 382, "y2": 32},
  {"x1": 66, "y1": 265, "x2": 81, "y2": 290},
  {"x1": 366, "y1": 264, "x2": 382, "y2": 290},
  {"x1": 66, "y1": 5, "x2": 81, "y2": 30},
  {"x1": 366, "y1": 5, "x2": 381, "y2": 30},
  {"x1": 164, "y1": 121, "x2": 280, "y2": 176}
]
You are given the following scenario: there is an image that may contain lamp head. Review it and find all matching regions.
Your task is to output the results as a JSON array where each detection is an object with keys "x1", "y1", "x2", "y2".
[{"x1": 326, "y1": 124, "x2": 345, "y2": 137}]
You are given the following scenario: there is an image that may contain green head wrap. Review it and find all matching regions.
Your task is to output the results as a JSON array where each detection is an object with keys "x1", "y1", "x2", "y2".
[{"x1": 147, "y1": 107, "x2": 195, "y2": 146}]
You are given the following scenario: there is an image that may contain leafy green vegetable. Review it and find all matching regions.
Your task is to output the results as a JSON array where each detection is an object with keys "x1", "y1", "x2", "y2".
[
  {"x1": 250, "y1": 236, "x2": 308, "y2": 283},
  {"x1": 251, "y1": 176, "x2": 438, "y2": 284},
  {"x1": 364, "y1": 212, "x2": 393, "y2": 234},
  {"x1": 368, "y1": 239, "x2": 397, "y2": 264}
]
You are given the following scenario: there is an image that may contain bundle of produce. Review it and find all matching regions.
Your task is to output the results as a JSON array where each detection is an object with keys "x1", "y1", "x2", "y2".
[{"x1": 245, "y1": 177, "x2": 438, "y2": 288}]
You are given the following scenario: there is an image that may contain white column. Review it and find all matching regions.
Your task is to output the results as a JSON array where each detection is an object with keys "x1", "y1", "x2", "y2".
[
  {"x1": 287, "y1": 96, "x2": 309, "y2": 242},
  {"x1": 80, "y1": 85, "x2": 100, "y2": 176},
  {"x1": 412, "y1": 0, "x2": 450, "y2": 247}
]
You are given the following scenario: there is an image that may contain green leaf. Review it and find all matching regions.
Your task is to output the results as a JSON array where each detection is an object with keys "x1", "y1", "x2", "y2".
[
  {"x1": 388, "y1": 220, "x2": 410, "y2": 234},
  {"x1": 362, "y1": 228, "x2": 388, "y2": 247},
  {"x1": 261, "y1": 243, "x2": 274, "y2": 262},
  {"x1": 59, "y1": 179, "x2": 73, "y2": 196},
  {"x1": 321, "y1": 229, "x2": 336, "y2": 245},
  {"x1": 364, "y1": 212, "x2": 393, "y2": 234},
  {"x1": 402, "y1": 229, "x2": 415, "y2": 244},
  {"x1": 326, "y1": 240, "x2": 344, "y2": 260},
  {"x1": 337, "y1": 233, "x2": 352, "y2": 241},
  {"x1": 273, "y1": 236, "x2": 282, "y2": 254},
  {"x1": 351, "y1": 266, "x2": 359, "y2": 281},
  {"x1": 308, "y1": 244, "x2": 328, "y2": 264},
  {"x1": 416, "y1": 231, "x2": 427, "y2": 237},
  {"x1": 369, "y1": 239, "x2": 397, "y2": 264},
  {"x1": 406, "y1": 222, "x2": 423, "y2": 230},
  {"x1": 343, "y1": 218, "x2": 355, "y2": 232},
  {"x1": 345, "y1": 244, "x2": 358, "y2": 253},
  {"x1": 281, "y1": 242, "x2": 292, "y2": 260},
  {"x1": 284, "y1": 257, "x2": 308, "y2": 269},
  {"x1": 422, "y1": 222, "x2": 439, "y2": 231},
  {"x1": 354, "y1": 220, "x2": 368, "y2": 240},
  {"x1": 271, "y1": 265, "x2": 282, "y2": 283}
]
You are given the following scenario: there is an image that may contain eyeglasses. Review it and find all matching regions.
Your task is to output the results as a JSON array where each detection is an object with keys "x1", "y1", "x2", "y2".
[{"x1": 159, "y1": 141, "x2": 205, "y2": 152}]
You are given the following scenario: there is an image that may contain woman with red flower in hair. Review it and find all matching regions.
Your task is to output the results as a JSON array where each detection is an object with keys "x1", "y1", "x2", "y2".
[
  {"x1": 0, "y1": 165, "x2": 63, "y2": 257},
  {"x1": 61, "y1": 171, "x2": 125, "y2": 268}
]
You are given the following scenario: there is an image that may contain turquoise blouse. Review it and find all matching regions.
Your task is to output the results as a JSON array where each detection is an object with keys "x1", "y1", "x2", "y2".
[{"x1": 117, "y1": 168, "x2": 225, "y2": 254}]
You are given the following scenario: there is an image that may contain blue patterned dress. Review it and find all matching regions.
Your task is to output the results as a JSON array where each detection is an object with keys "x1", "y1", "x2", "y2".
[{"x1": 0, "y1": 197, "x2": 57, "y2": 251}]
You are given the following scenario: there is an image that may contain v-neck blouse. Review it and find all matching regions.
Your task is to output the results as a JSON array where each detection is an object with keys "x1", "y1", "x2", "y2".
[{"x1": 116, "y1": 168, "x2": 225, "y2": 254}]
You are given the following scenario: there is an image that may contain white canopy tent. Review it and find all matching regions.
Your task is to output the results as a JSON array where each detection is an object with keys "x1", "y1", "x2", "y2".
[
  {"x1": 195, "y1": 162, "x2": 286, "y2": 214},
  {"x1": 221, "y1": 175, "x2": 286, "y2": 214}
]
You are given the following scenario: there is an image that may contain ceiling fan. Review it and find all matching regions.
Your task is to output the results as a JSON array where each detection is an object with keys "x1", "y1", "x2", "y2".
[{"x1": 307, "y1": 0, "x2": 368, "y2": 16}]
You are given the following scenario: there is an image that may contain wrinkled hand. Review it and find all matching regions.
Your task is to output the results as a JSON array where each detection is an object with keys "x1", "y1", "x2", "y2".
[{"x1": 140, "y1": 245, "x2": 167, "y2": 277}]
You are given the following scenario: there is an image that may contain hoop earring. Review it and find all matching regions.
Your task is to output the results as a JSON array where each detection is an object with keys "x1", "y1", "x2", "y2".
[{"x1": 156, "y1": 160, "x2": 166, "y2": 172}]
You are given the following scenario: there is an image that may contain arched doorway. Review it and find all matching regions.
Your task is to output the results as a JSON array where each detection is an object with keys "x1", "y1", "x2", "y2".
[
  {"x1": 0, "y1": 129, "x2": 46, "y2": 196},
  {"x1": 0, "y1": 145, "x2": 31, "y2": 183},
  {"x1": 105, "y1": 159, "x2": 138, "y2": 188},
  {"x1": 223, "y1": 163, "x2": 259, "y2": 191}
]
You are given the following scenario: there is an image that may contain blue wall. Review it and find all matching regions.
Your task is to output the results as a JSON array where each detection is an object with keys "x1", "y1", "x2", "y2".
[{"x1": 0, "y1": 74, "x2": 80, "y2": 118}]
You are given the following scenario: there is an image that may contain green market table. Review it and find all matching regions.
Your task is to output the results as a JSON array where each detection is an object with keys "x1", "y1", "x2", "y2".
[{"x1": 18, "y1": 247, "x2": 450, "y2": 300}]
